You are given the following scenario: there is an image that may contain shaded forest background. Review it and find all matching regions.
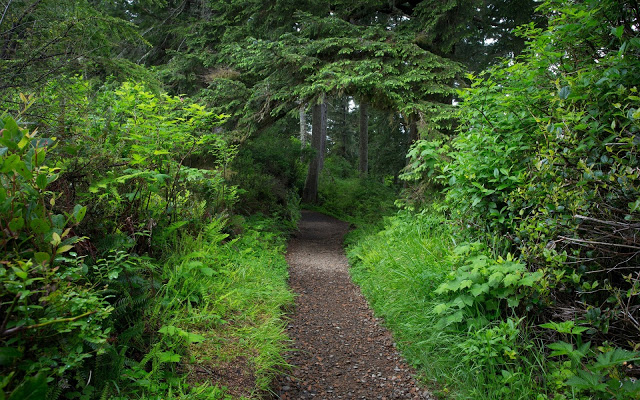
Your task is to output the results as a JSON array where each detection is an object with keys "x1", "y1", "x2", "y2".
[{"x1": 1, "y1": 0, "x2": 639, "y2": 399}]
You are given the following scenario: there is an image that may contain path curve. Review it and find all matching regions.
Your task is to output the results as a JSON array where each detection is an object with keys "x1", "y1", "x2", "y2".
[{"x1": 273, "y1": 211, "x2": 432, "y2": 399}]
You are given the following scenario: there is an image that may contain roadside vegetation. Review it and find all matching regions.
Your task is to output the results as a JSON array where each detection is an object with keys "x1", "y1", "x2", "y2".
[
  {"x1": 346, "y1": 1, "x2": 640, "y2": 399},
  {"x1": 0, "y1": 86, "x2": 296, "y2": 398}
]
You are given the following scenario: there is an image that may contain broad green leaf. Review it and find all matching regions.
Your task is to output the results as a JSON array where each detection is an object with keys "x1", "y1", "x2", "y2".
[
  {"x1": 159, "y1": 326, "x2": 178, "y2": 335},
  {"x1": 8, "y1": 217, "x2": 24, "y2": 232},
  {"x1": 34, "y1": 252, "x2": 50, "y2": 265},
  {"x1": 612, "y1": 25, "x2": 624, "y2": 39},
  {"x1": 459, "y1": 279, "x2": 473, "y2": 290},
  {"x1": 72, "y1": 204, "x2": 87, "y2": 223},
  {"x1": 548, "y1": 341, "x2": 574, "y2": 357},
  {"x1": 7, "y1": 373, "x2": 47, "y2": 400},
  {"x1": 51, "y1": 232, "x2": 61, "y2": 246},
  {"x1": 470, "y1": 283, "x2": 489, "y2": 297},
  {"x1": 11, "y1": 267, "x2": 27, "y2": 280},
  {"x1": 2, "y1": 117, "x2": 21, "y2": 143},
  {"x1": 451, "y1": 295, "x2": 473, "y2": 309},
  {"x1": 433, "y1": 303, "x2": 449, "y2": 314},
  {"x1": 16, "y1": 135, "x2": 29, "y2": 150},
  {"x1": 519, "y1": 273, "x2": 540, "y2": 287},
  {"x1": 0, "y1": 154, "x2": 19, "y2": 173},
  {"x1": 571, "y1": 326, "x2": 589, "y2": 335},
  {"x1": 36, "y1": 173, "x2": 47, "y2": 190},
  {"x1": 502, "y1": 273, "x2": 521, "y2": 287},
  {"x1": 0, "y1": 347, "x2": 22, "y2": 366},
  {"x1": 13, "y1": 160, "x2": 32, "y2": 180},
  {"x1": 507, "y1": 297, "x2": 520, "y2": 307},
  {"x1": 566, "y1": 369, "x2": 607, "y2": 391},
  {"x1": 445, "y1": 310, "x2": 464, "y2": 326},
  {"x1": 56, "y1": 245, "x2": 74, "y2": 254},
  {"x1": 29, "y1": 218, "x2": 49, "y2": 234},
  {"x1": 186, "y1": 332, "x2": 206, "y2": 343},
  {"x1": 488, "y1": 271, "x2": 504, "y2": 286},
  {"x1": 158, "y1": 351, "x2": 181, "y2": 363},
  {"x1": 593, "y1": 348, "x2": 640, "y2": 370},
  {"x1": 558, "y1": 86, "x2": 571, "y2": 100}
]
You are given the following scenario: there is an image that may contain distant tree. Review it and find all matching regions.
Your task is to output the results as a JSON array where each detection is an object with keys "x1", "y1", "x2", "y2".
[
  {"x1": 302, "y1": 96, "x2": 327, "y2": 203},
  {"x1": 454, "y1": 0, "x2": 546, "y2": 71},
  {"x1": 0, "y1": 0, "x2": 144, "y2": 93},
  {"x1": 359, "y1": 99, "x2": 369, "y2": 178}
]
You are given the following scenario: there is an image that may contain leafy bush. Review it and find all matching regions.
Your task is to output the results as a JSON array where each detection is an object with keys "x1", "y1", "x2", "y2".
[
  {"x1": 397, "y1": 0, "x2": 640, "y2": 397},
  {"x1": 38, "y1": 80, "x2": 238, "y2": 253},
  {"x1": 230, "y1": 122, "x2": 305, "y2": 220},
  {"x1": 0, "y1": 115, "x2": 112, "y2": 398},
  {"x1": 434, "y1": 244, "x2": 544, "y2": 328},
  {"x1": 315, "y1": 155, "x2": 398, "y2": 224},
  {"x1": 347, "y1": 209, "x2": 542, "y2": 399}
]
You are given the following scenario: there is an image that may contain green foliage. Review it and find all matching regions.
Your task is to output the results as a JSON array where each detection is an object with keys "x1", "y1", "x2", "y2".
[
  {"x1": 347, "y1": 208, "x2": 542, "y2": 399},
  {"x1": 404, "y1": 0, "x2": 640, "y2": 342},
  {"x1": 121, "y1": 215, "x2": 295, "y2": 398},
  {"x1": 2, "y1": 79, "x2": 296, "y2": 398},
  {"x1": 0, "y1": 115, "x2": 112, "y2": 398},
  {"x1": 47, "y1": 80, "x2": 237, "y2": 249},
  {"x1": 0, "y1": 0, "x2": 152, "y2": 94},
  {"x1": 541, "y1": 321, "x2": 640, "y2": 399},
  {"x1": 230, "y1": 120, "x2": 305, "y2": 220},
  {"x1": 396, "y1": 0, "x2": 640, "y2": 397},
  {"x1": 434, "y1": 245, "x2": 544, "y2": 327},
  {"x1": 314, "y1": 155, "x2": 398, "y2": 224}
]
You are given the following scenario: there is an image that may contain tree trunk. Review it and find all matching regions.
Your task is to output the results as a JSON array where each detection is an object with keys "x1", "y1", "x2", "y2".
[
  {"x1": 302, "y1": 96, "x2": 327, "y2": 203},
  {"x1": 408, "y1": 113, "x2": 419, "y2": 145},
  {"x1": 319, "y1": 98, "x2": 327, "y2": 171},
  {"x1": 299, "y1": 103, "x2": 306, "y2": 161},
  {"x1": 339, "y1": 96, "x2": 349, "y2": 158},
  {"x1": 359, "y1": 99, "x2": 369, "y2": 178}
]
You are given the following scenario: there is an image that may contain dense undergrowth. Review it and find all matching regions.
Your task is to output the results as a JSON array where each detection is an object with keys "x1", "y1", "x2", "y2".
[
  {"x1": 308, "y1": 155, "x2": 399, "y2": 226},
  {"x1": 343, "y1": 1, "x2": 640, "y2": 399},
  {"x1": 347, "y1": 208, "x2": 552, "y2": 399},
  {"x1": 0, "y1": 82, "x2": 296, "y2": 399}
]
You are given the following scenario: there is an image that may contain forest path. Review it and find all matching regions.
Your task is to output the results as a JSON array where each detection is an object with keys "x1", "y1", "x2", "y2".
[{"x1": 273, "y1": 210, "x2": 432, "y2": 400}]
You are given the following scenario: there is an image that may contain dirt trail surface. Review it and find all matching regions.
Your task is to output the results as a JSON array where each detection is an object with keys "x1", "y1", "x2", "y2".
[{"x1": 273, "y1": 211, "x2": 432, "y2": 400}]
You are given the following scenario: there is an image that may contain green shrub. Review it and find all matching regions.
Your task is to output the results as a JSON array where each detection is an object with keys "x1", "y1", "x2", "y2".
[
  {"x1": 0, "y1": 115, "x2": 112, "y2": 398},
  {"x1": 434, "y1": 244, "x2": 545, "y2": 328},
  {"x1": 315, "y1": 155, "x2": 398, "y2": 224}
]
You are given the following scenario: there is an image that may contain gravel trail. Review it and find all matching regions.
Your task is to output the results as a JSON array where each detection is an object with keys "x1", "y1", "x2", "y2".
[{"x1": 273, "y1": 210, "x2": 432, "y2": 400}]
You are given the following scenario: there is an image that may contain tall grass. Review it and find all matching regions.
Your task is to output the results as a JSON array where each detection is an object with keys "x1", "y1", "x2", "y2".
[
  {"x1": 109, "y1": 215, "x2": 294, "y2": 399},
  {"x1": 347, "y1": 207, "x2": 543, "y2": 399}
]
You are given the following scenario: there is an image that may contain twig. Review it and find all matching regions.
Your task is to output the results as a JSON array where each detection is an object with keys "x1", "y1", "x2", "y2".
[
  {"x1": 0, "y1": 0, "x2": 13, "y2": 27},
  {"x1": 1, "y1": 310, "x2": 97, "y2": 337},
  {"x1": 0, "y1": 293, "x2": 20, "y2": 334},
  {"x1": 559, "y1": 236, "x2": 640, "y2": 251},
  {"x1": 574, "y1": 214, "x2": 640, "y2": 229}
]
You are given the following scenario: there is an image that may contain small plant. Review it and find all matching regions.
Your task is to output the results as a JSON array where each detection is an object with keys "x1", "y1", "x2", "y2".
[
  {"x1": 434, "y1": 243, "x2": 544, "y2": 327},
  {"x1": 542, "y1": 321, "x2": 640, "y2": 399}
]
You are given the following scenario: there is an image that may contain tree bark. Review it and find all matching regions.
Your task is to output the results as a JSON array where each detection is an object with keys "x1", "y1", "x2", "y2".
[
  {"x1": 359, "y1": 99, "x2": 369, "y2": 178},
  {"x1": 299, "y1": 103, "x2": 307, "y2": 161},
  {"x1": 339, "y1": 96, "x2": 349, "y2": 158},
  {"x1": 319, "y1": 98, "x2": 327, "y2": 171},
  {"x1": 302, "y1": 96, "x2": 327, "y2": 203},
  {"x1": 408, "y1": 113, "x2": 419, "y2": 145},
  {"x1": 299, "y1": 103, "x2": 306, "y2": 146}
]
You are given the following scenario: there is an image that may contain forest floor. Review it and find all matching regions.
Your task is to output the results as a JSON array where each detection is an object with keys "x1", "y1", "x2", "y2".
[{"x1": 271, "y1": 211, "x2": 432, "y2": 400}]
